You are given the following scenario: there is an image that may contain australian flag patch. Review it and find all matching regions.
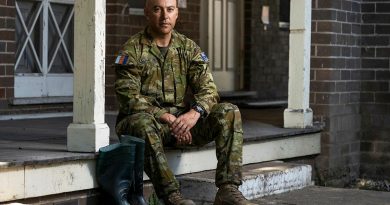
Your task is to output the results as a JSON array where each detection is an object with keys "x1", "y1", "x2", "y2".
[
  {"x1": 200, "y1": 52, "x2": 209, "y2": 62},
  {"x1": 115, "y1": 54, "x2": 129, "y2": 65}
]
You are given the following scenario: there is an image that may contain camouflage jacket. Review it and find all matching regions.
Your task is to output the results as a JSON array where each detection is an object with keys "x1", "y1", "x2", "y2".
[{"x1": 114, "y1": 29, "x2": 219, "y2": 120}]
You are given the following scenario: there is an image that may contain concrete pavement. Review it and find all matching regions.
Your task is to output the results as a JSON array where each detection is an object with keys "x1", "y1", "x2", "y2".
[{"x1": 253, "y1": 186, "x2": 390, "y2": 205}]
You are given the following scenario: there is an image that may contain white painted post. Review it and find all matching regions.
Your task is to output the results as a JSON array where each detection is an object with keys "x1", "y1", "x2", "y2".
[
  {"x1": 284, "y1": 0, "x2": 313, "y2": 128},
  {"x1": 67, "y1": 0, "x2": 110, "y2": 152}
]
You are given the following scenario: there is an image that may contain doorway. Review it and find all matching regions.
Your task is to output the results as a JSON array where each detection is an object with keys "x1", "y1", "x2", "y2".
[{"x1": 200, "y1": 0, "x2": 244, "y2": 92}]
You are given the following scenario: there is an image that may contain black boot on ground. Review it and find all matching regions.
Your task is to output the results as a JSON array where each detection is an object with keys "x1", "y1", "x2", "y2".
[
  {"x1": 120, "y1": 135, "x2": 148, "y2": 205},
  {"x1": 96, "y1": 143, "x2": 136, "y2": 205}
]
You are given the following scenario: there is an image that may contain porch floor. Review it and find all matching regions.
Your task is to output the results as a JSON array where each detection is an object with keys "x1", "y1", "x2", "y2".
[{"x1": 0, "y1": 108, "x2": 319, "y2": 168}]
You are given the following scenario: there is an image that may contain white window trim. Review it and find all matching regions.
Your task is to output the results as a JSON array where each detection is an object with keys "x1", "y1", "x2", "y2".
[{"x1": 14, "y1": 0, "x2": 75, "y2": 100}]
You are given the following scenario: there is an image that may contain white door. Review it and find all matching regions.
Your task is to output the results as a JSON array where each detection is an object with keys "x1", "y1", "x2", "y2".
[
  {"x1": 15, "y1": 0, "x2": 74, "y2": 99},
  {"x1": 200, "y1": 0, "x2": 243, "y2": 91}
]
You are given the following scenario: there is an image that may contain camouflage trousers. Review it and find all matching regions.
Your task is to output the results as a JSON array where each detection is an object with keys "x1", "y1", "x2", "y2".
[{"x1": 115, "y1": 102, "x2": 243, "y2": 198}]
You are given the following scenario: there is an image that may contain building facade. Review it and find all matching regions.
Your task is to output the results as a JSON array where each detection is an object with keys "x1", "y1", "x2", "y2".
[{"x1": 0, "y1": 0, "x2": 389, "y2": 185}]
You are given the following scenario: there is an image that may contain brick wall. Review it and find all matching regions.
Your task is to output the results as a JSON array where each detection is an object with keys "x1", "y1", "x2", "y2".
[
  {"x1": 105, "y1": 0, "x2": 201, "y2": 110},
  {"x1": 360, "y1": 0, "x2": 390, "y2": 180},
  {"x1": 247, "y1": 0, "x2": 289, "y2": 100},
  {"x1": 311, "y1": 0, "x2": 362, "y2": 186},
  {"x1": 0, "y1": 0, "x2": 15, "y2": 110}
]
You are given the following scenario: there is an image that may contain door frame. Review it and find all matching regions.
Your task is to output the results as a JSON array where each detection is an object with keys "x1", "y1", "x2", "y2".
[{"x1": 200, "y1": 0, "x2": 245, "y2": 91}]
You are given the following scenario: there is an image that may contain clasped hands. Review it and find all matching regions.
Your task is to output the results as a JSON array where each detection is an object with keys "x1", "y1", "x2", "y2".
[{"x1": 160, "y1": 110, "x2": 201, "y2": 145}]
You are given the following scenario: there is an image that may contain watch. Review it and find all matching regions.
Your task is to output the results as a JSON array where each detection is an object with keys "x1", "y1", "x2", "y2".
[{"x1": 192, "y1": 104, "x2": 205, "y2": 117}]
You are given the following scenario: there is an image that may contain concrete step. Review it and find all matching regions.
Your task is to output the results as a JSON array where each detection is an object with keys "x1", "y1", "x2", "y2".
[
  {"x1": 0, "y1": 116, "x2": 320, "y2": 202},
  {"x1": 219, "y1": 91, "x2": 258, "y2": 105},
  {"x1": 178, "y1": 162, "x2": 313, "y2": 204},
  {"x1": 219, "y1": 91, "x2": 258, "y2": 99}
]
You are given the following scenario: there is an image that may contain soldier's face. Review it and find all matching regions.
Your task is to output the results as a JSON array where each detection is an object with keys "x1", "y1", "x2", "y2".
[{"x1": 145, "y1": 0, "x2": 178, "y2": 37}]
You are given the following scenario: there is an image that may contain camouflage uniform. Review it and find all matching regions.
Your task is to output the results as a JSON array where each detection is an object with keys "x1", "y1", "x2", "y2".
[{"x1": 114, "y1": 28, "x2": 243, "y2": 198}]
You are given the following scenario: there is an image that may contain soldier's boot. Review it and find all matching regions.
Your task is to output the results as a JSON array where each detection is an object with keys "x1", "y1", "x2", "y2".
[
  {"x1": 214, "y1": 184, "x2": 259, "y2": 205},
  {"x1": 120, "y1": 135, "x2": 148, "y2": 205},
  {"x1": 96, "y1": 143, "x2": 136, "y2": 205},
  {"x1": 162, "y1": 190, "x2": 196, "y2": 205}
]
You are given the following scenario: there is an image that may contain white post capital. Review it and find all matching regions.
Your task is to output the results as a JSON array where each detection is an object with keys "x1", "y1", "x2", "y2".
[
  {"x1": 67, "y1": 0, "x2": 109, "y2": 152},
  {"x1": 284, "y1": 0, "x2": 313, "y2": 128}
]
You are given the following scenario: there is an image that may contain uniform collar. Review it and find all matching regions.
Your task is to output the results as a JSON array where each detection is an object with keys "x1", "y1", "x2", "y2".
[{"x1": 141, "y1": 27, "x2": 181, "y2": 49}]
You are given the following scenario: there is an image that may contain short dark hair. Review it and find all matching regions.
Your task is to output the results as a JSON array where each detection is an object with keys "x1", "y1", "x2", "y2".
[{"x1": 145, "y1": 0, "x2": 178, "y2": 8}]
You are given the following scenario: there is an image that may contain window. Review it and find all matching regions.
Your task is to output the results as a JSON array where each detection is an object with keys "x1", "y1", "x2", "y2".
[
  {"x1": 15, "y1": 0, "x2": 74, "y2": 99},
  {"x1": 279, "y1": 0, "x2": 290, "y2": 28}
]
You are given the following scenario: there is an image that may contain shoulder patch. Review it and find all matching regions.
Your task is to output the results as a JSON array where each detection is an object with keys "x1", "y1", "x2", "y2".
[
  {"x1": 115, "y1": 54, "x2": 129, "y2": 65},
  {"x1": 200, "y1": 52, "x2": 209, "y2": 62}
]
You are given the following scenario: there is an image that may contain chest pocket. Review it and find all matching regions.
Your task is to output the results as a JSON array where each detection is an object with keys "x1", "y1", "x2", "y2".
[
  {"x1": 174, "y1": 48, "x2": 189, "y2": 104},
  {"x1": 139, "y1": 57, "x2": 162, "y2": 100}
]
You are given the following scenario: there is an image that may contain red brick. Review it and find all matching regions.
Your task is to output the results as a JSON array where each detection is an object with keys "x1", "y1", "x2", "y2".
[
  {"x1": 335, "y1": 82, "x2": 347, "y2": 92},
  {"x1": 0, "y1": 6, "x2": 15, "y2": 17},
  {"x1": 106, "y1": 4, "x2": 123, "y2": 14},
  {"x1": 5, "y1": 65, "x2": 13, "y2": 76},
  {"x1": 0, "y1": 88, "x2": 5, "y2": 99},
  {"x1": 0, "y1": 18, "x2": 5, "y2": 28},
  {"x1": 346, "y1": 81, "x2": 361, "y2": 92},
  {"x1": 318, "y1": 0, "x2": 341, "y2": 9},
  {"x1": 341, "y1": 70, "x2": 351, "y2": 80},
  {"x1": 0, "y1": 30, "x2": 14, "y2": 41},
  {"x1": 376, "y1": 93, "x2": 390, "y2": 103},
  {"x1": 0, "y1": 65, "x2": 4, "y2": 76},
  {"x1": 311, "y1": 33, "x2": 337, "y2": 45},
  {"x1": 318, "y1": 21, "x2": 342, "y2": 33},
  {"x1": 0, "y1": 53, "x2": 15, "y2": 64},
  {"x1": 312, "y1": 9, "x2": 337, "y2": 21},
  {"x1": 315, "y1": 69, "x2": 341, "y2": 81},
  {"x1": 376, "y1": 70, "x2": 390, "y2": 80},
  {"x1": 6, "y1": 41, "x2": 15, "y2": 52},
  {"x1": 5, "y1": 87, "x2": 13, "y2": 98},
  {"x1": 360, "y1": 92, "x2": 374, "y2": 103},
  {"x1": 7, "y1": 0, "x2": 14, "y2": 6},
  {"x1": 319, "y1": 93, "x2": 340, "y2": 104},
  {"x1": 5, "y1": 18, "x2": 15, "y2": 29},
  {"x1": 0, "y1": 76, "x2": 13, "y2": 87},
  {"x1": 311, "y1": 81, "x2": 336, "y2": 92},
  {"x1": 317, "y1": 45, "x2": 341, "y2": 57},
  {"x1": 341, "y1": 0, "x2": 352, "y2": 11}
]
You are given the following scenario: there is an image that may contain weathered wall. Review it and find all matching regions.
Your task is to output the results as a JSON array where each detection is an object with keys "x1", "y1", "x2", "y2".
[
  {"x1": 311, "y1": 0, "x2": 363, "y2": 186},
  {"x1": 359, "y1": 0, "x2": 390, "y2": 180}
]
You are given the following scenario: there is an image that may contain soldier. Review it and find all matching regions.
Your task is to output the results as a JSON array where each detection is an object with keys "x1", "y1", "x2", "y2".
[{"x1": 114, "y1": 0, "x2": 258, "y2": 204}]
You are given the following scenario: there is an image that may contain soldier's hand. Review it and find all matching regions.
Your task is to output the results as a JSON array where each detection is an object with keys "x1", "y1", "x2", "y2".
[
  {"x1": 159, "y1": 113, "x2": 177, "y2": 125},
  {"x1": 175, "y1": 131, "x2": 192, "y2": 145},
  {"x1": 171, "y1": 109, "x2": 200, "y2": 137}
]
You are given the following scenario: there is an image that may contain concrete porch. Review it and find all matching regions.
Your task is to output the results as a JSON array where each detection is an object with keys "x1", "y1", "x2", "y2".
[{"x1": 0, "y1": 107, "x2": 321, "y2": 203}]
